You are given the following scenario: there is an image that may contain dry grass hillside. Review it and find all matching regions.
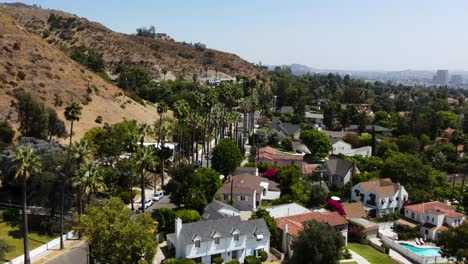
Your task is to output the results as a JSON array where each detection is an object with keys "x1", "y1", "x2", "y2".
[
  {"x1": 0, "y1": 9, "x2": 162, "y2": 142},
  {"x1": 0, "y1": 3, "x2": 265, "y2": 81}
]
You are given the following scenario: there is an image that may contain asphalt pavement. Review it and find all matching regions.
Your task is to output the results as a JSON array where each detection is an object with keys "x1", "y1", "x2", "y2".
[{"x1": 44, "y1": 241, "x2": 89, "y2": 264}]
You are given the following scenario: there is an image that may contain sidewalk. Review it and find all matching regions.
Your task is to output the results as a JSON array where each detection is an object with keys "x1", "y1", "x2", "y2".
[
  {"x1": 348, "y1": 249, "x2": 371, "y2": 264},
  {"x1": 31, "y1": 239, "x2": 84, "y2": 264}
]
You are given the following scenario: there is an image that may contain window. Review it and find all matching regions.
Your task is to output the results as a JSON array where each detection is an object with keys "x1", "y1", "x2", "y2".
[
  {"x1": 214, "y1": 237, "x2": 220, "y2": 244},
  {"x1": 232, "y1": 250, "x2": 238, "y2": 259},
  {"x1": 195, "y1": 240, "x2": 200, "y2": 248},
  {"x1": 240, "y1": 196, "x2": 246, "y2": 201},
  {"x1": 223, "y1": 194, "x2": 229, "y2": 201},
  {"x1": 234, "y1": 234, "x2": 239, "y2": 241},
  {"x1": 425, "y1": 229, "x2": 429, "y2": 235},
  {"x1": 411, "y1": 212, "x2": 415, "y2": 219}
]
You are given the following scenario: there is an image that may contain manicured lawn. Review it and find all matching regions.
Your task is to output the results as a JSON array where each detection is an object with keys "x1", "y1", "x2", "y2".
[
  {"x1": 340, "y1": 261, "x2": 358, "y2": 264},
  {"x1": 0, "y1": 221, "x2": 56, "y2": 263},
  {"x1": 348, "y1": 243, "x2": 399, "y2": 264}
]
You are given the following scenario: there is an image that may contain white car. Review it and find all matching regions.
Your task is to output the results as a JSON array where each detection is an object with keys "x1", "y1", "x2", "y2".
[
  {"x1": 152, "y1": 192, "x2": 164, "y2": 201},
  {"x1": 144, "y1": 199, "x2": 153, "y2": 208}
]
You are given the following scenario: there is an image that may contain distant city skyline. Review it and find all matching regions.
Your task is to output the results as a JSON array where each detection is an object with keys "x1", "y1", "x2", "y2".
[{"x1": 4, "y1": 0, "x2": 468, "y2": 71}]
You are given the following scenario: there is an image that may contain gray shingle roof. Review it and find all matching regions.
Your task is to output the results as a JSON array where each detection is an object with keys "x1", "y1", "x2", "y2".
[
  {"x1": 169, "y1": 216, "x2": 270, "y2": 245},
  {"x1": 279, "y1": 106, "x2": 294, "y2": 114},
  {"x1": 325, "y1": 158, "x2": 354, "y2": 178},
  {"x1": 268, "y1": 117, "x2": 300, "y2": 136},
  {"x1": 201, "y1": 200, "x2": 240, "y2": 220}
]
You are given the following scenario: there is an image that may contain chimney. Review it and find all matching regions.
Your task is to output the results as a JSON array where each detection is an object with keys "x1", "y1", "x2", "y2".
[
  {"x1": 282, "y1": 223, "x2": 288, "y2": 255},
  {"x1": 175, "y1": 218, "x2": 183, "y2": 258}
]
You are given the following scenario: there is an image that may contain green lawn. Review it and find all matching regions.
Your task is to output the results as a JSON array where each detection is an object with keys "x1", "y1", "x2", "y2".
[
  {"x1": 348, "y1": 243, "x2": 399, "y2": 264},
  {"x1": 340, "y1": 262, "x2": 358, "y2": 264},
  {"x1": 0, "y1": 221, "x2": 56, "y2": 263}
]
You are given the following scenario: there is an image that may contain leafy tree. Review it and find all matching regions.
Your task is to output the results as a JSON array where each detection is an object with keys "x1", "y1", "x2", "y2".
[
  {"x1": 435, "y1": 221, "x2": 468, "y2": 263},
  {"x1": 277, "y1": 164, "x2": 301, "y2": 194},
  {"x1": 157, "y1": 207, "x2": 176, "y2": 233},
  {"x1": 46, "y1": 107, "x2": 67, "y2": 141},
  {"x1": 358, "y1": 133, "x2": 372, "y2": 147},
  {"x1": 281, "y1": 137, "x2": 293, "y2": 151},
  {"x1": 290, "y1": 220, "x2": 345, "y2": 264},
  {"x1": 165, "y1": 165, "x2": 221, "y2": 211},
  {"x1": 252, "y1": 208, "x2": 281, "y2": 248},
  {"x1": 175, "y1": 209, "x2": 200, "y2": 223},
  {"x1": 437, "y1": 111, "x2": 461, "y2": 129},
  {"x1": 376, "y1": 139, "x2": 399, "y2": 158},
  {"x1": 211, "y1": 138, "x2": 243, "y2": 176},
  {"x1": 69, "y1": 47, "x2": 105, "y2": 73},
  {"x1": 16, "y1": 93, "x2": 48, "y2": 139},
  {"x1": 0, "y1": 120, "x2": 14, "y2": 150},
  {"x1": 13, "y1": 147, "x2": 41, "y2": 264},
  {"x1": 396, "y1": 135, "x2": 420, "y2": 154},
  {"x1": 77, "y1": 197, "x2": 158, "y2": 264},
  {"x1": 309, "y1": 184, "x2": 329, "y2": 207},
  {"x1": 381, "y1": 153, "x2": 432, "y2": 196},
  {"x1": 300, "y1": 130, "x2": 331, "y2": 159},
  {"x1": 117, "y1": 66, "x2": 151, "y2": 93}
]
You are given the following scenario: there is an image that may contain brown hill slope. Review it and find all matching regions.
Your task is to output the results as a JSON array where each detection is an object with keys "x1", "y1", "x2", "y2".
[
  {"x1": 0, "y1": 9, "x2": 160, "y2": 142},
  {"x1": 0, "y1": 3, "x2": 265, "y2": 80}
]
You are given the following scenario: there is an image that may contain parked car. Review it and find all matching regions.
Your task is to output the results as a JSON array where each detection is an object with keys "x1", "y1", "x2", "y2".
[
  {"x1": 144, "y1": 199, "x2": 153, "y2": 208},
  {"x1": 152, "y1": 192, "x2": 164, "y2": 201}
]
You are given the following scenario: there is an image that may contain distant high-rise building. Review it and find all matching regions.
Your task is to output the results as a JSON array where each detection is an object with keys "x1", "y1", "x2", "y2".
[
  {"x1": 450, "y1": 74, "x2": 463, "y2": 85},
  {"x1": 434, "y1": 70, "x2": 449, "y2": 84}
]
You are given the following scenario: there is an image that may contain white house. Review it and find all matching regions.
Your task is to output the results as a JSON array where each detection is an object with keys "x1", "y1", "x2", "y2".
[
  {"x1": 331, "y1": 140, "x2": 372, "y2": 158},
  {"x1": 403, "y1": 201, "x2": 466, "y2": 240},
  {"x1": 323, "y1": 158, "x2": 358, "y2": 187},
  {"x1": 351, "y1": 178, "x2": 408, "y2": 217},
  {"x1": 219, "y1": 173, "x2": 281, "y2": 211},
  {"x1": 167, "y1": 216, "x2": 270, "y2": 263}
]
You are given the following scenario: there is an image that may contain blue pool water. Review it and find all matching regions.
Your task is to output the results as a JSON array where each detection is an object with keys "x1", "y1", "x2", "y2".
[{"x1": 399, "y1": 243, "x2": 441, "y2": 257}]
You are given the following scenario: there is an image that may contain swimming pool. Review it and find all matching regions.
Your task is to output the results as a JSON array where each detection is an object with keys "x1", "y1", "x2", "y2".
[{"x1": 399, "y1": 243, "x2": 441, "y2": 256}]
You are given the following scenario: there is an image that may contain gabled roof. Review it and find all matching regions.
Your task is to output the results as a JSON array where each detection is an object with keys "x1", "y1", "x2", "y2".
[
  {"x1": 324, "y1": 158, "x2": 354, "y2": 178},
  {"x1": 275, "y1": 211, "x2": 347, "y2": 237},
  {"x1": 343, "y1": 202, "x2": 367, "y2": 218},
  {"x1": 220, "y1": 173, "x2": 267, "y2": 196},
  {"x1": 355, "y1": 178, "x2": 401, "y2": 197},
  {"x1": 268, "y1": 117, "x2": 301, "y2": 136},
  {"x1": 169, "y1": 216, "x2": 270, "y2": 245},
  {"x1": 201, "y1": 200, "x2": 240, "y2": 220},
  {"x1": 405, "y1": 201, "x2": 465, "y2": 218},
  {"x1": 324, "y1": 130, "x2": 348, "y2": 139}
]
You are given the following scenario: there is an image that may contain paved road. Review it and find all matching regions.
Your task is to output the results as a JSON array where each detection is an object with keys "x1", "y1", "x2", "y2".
[{"x1": 45, "y1": 241, "x2": 88, "y2": 264}]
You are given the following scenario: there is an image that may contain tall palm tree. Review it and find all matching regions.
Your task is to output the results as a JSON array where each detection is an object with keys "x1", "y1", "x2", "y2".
[
  {"x1": 133, "y1": 146, "x2": 158, "y2": 213},
  {"x1": 156, "y1": 101, "x2": 168, "y2": 148},
  {"x1": 137, "y1": 123, "x2": 151, "y2": 147},
  {"x1": 62, "y1": 101, "x2": 82, "y2": 249},
  {"x1": 173, "y1": 99, "x2": 190, "y2": 164},
  {"x1": 13, "y1": 147, "x2": 41, "y2": 264}
]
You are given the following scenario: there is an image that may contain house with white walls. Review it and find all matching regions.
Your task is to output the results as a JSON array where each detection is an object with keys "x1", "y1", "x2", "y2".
[
  {"x1": 403, "y1": 201, "x2": 466, "y2": 240},
  {"x1": 331, "y1": 140, "x2": 372, "y2": 158},
  {"x1": 167, "y1": 216, "x2": 270, "y2": 263},
  {"x1": 350, "y1": 178, "x2": 408, "y2": 217},
  {"x1": 219, "y1": 173, "x2": 280, "y2": 211}
]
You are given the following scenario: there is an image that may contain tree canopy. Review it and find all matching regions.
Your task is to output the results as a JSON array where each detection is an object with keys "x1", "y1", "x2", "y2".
[
  {"x1": 211, "y1": 138, "x2": 243, "y2": 176},
  {"x1": 77, "y1": 197, "x2": 158, "y2": 263},
  {"x1": 300, "y1": 130, "x2": 331, "y2": 159},
  {"x1": 290, "y1": 220, "x2": 345, "y2": 264},
  {"x1": 435, "y1": 221, "x2": 468, "y2": 263}
]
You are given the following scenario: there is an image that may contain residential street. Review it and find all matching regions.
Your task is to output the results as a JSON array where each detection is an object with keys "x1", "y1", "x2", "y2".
[{"x1": 43, "y1": 241, "x2": 88, "y2": 264}]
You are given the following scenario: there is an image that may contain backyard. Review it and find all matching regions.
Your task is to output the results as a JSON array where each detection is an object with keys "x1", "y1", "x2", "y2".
[
  {"x1": 0, "y1": 217, "x2": 57, "y2": 263},
  {"x1": 348, "y1": 242, "x2": 400, "y2": 264}
]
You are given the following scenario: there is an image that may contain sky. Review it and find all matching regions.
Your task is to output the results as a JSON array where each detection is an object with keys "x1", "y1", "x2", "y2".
[{"x1": 5, "y1": 0, "x2": 468, "y2": 71}]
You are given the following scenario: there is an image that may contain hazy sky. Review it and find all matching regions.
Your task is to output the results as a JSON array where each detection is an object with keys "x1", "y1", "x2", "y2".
[{"x1": 5, "y1": 0, "x2": 468, "y2": 71}]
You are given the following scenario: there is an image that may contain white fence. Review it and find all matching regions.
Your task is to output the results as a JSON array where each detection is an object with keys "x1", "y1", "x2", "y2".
[
  {"x1": 6, "y1": 231, "x2": 76, "y2": 264},
  {"x1": 381, "y1": 235, "x2": 446, "y2": 264}
]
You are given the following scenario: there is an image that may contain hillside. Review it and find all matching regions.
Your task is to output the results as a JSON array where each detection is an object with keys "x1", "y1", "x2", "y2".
[
  {"x1": 0, "y1": 3, "x2": 265, "y2": 81},
  {"x1": 0, "y1": 9, "x2": 160, "y2": 141}
]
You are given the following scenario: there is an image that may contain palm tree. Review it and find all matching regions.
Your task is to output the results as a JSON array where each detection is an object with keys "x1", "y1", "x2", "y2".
[
  {"x1": 133, "y1": 146, "x2": 158, "y2": 213},
  {"x1": 62, "y1": 101, "x2": 82, "y2": 249},
  {"x1": 13, "y1": 147, "x2": 41, "y2": 264},
  {"x1": 156, "y1": 101, "x2": 168, "y2": 148},
  {"x1": 71, "y1": 140, "x2": 92, "y2": 215},
  {"x1": 73, "y1": 161, "x2": 104, "y2": 206}
]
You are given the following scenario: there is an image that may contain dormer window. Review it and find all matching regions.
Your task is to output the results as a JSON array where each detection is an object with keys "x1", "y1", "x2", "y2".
[
  {"x1": 234, "y1": 234, "x2": 239, "y2": 241},
  {"x1": 214, "y1": 237, "x2": 220, "y2": 244},
  {"x1": 195, "y1": 240, "x2": 200, "y2": 248}
]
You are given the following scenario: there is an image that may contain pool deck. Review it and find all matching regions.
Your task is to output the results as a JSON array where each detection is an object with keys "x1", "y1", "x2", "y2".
[
  {"x1": 399, "y1": 240, "x2": 439, "y2": 249},
  {"x1": 370, "y1": 238, "x2": 412, "y2": 264}
]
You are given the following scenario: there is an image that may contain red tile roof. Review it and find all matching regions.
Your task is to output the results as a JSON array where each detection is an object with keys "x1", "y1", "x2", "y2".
[
  {"x1": 275, "y1": 211, "x2": 347, "y2": 236},
  {"x1": 405, "y1": 201, "x2": 465, "y2": 218},
  {"x1": 259, "y1": 146, "x2": 277, "y2": 155},
  {"x1": 302, "y1": 163, "x2": 317, "y2": 175}
]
